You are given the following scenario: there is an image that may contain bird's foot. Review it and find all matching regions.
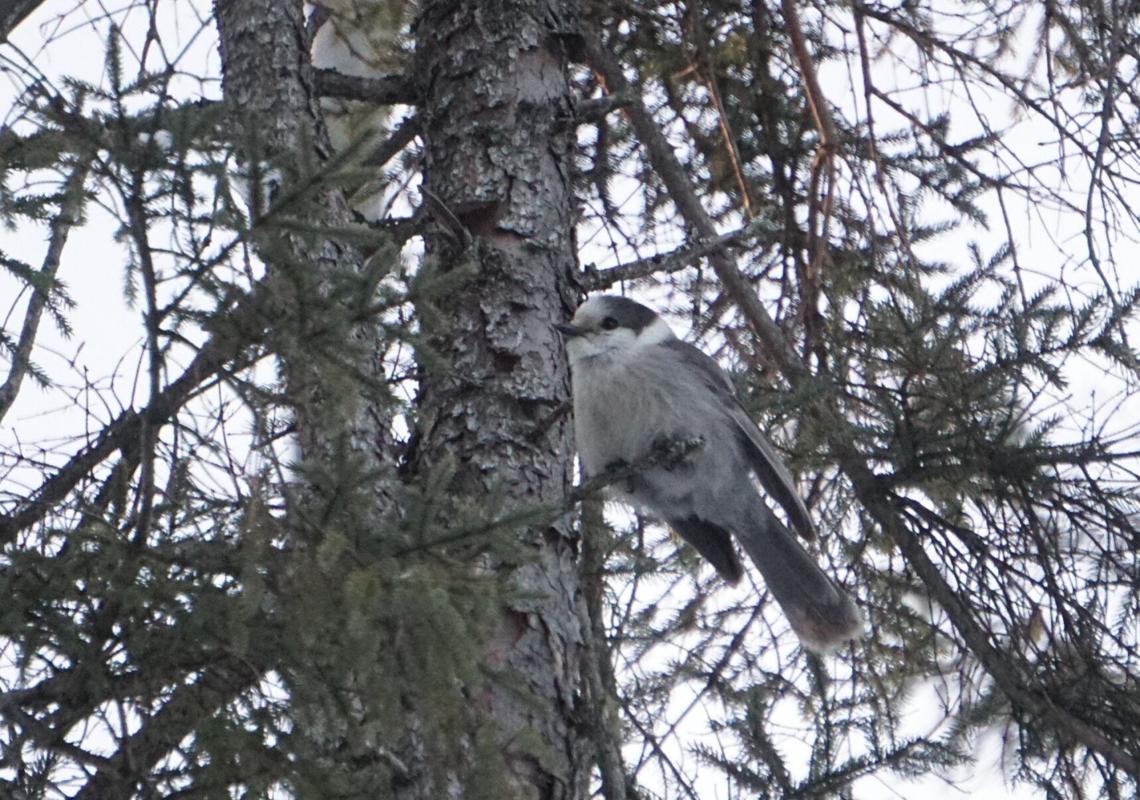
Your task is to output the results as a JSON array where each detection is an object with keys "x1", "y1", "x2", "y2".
[{"x1": 650, "y1": 434, "x2": 704, "y2": 470}]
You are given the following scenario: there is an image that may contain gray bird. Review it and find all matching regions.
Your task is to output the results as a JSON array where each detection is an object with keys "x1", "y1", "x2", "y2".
[{"x1": 558, "y1": 295, "x2": 862, "y2": 652}]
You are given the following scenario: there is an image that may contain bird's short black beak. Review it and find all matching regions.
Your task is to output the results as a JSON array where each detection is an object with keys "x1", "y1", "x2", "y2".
[{"x1": 555, "y1": 322, "x2": 585, "y2": 337}]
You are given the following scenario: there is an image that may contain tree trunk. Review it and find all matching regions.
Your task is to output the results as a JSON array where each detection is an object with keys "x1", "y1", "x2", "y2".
[
  {"x1": 411, "y1": 0, "x2": 588, "y2": 796},
  {"x1": 214, "y1": 0, "x2": 391, "y2": 469}
]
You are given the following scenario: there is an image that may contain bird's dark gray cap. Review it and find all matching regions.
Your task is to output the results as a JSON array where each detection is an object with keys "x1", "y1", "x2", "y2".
[{"x1": 593, "y1": 295, "x2": 659, "y2": 332}]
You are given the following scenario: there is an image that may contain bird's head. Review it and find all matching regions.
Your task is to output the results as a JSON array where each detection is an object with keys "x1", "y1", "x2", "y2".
[{"x1": 556, "y1": 295, "x2": 676, "y2": 364}]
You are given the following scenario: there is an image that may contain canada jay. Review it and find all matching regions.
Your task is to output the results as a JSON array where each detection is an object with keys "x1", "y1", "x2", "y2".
[{"x1": 558, "y1": 295, "x2": 862, "y2": 652}]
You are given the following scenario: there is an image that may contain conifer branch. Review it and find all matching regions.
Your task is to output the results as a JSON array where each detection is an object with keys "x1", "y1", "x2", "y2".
[
  {"x1": 584, "y1": 37, "x2": 804, "y2": 376},
  {"x1": 71, "y1": 657, "x2": 265, "y2": 800},
  {"x1": 0, "y1": 162, "x2": 87, "y2": 423},
  {"x1": 0, "y1": 324, "x2": 257, "y2": 545}
]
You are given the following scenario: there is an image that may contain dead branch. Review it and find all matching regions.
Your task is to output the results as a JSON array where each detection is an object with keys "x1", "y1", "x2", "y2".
[{"x1": 313, "y1": 68, "x2": 416, "y2": 105}]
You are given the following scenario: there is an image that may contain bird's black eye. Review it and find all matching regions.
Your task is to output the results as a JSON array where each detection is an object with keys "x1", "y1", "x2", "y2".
[{"x1": 601, "y1": 316, "x2": 620, "y2": 331}]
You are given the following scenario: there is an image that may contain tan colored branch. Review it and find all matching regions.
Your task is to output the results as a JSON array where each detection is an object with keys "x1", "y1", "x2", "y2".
[
  {"x1": 780, "y1": 0, "x2": 836, "y2": 349},
  {"x1": 705, "y1": 69, "x2": 755, "y2": 218},
  {"x1": 780, "y1": 0, "x2": 838, "y2": 148}
]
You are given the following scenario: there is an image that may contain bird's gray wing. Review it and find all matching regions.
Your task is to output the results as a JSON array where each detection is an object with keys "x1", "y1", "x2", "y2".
[{"x1": 661, "y1": 339, "x2": 817, "y2": 541}]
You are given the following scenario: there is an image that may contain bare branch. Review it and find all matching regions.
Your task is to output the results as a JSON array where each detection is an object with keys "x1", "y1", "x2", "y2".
[
  {"x1": 0, "y1": 305, "x2": 260, "y2": 546},
  {"x1": 853, "y1": 462, "x2": 1140, "y2": 776},
  {"x1": 779, "y1": 0, "x2": 836, "y2": 359},
  {"x1": 313, "y1": 67, "x2": 415, "y2": 105},
  {"x1": 581, "y1": 219, "x2": 775, "y2": 291},
  {"x1": 779, "y1": 0, "x2": 839, "y2": 150}
]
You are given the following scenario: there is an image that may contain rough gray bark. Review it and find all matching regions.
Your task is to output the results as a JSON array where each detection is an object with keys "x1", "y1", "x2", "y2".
[
  {"x1": 0, "y1": 0, "x2": 46, "y2": 41},
  {"x1": 410, "y1": 0, "x2": 589, "y2": 796}
]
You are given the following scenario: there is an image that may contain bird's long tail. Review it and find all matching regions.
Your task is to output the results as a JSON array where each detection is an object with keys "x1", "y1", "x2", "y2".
[{"x1": 734, "y1": 501, "x2": 863, "y2": 653}]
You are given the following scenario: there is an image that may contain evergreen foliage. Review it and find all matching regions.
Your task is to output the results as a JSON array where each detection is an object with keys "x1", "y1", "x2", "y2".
[{"x1": 0, "y1": 17, "x2": 527, "y2": 798}]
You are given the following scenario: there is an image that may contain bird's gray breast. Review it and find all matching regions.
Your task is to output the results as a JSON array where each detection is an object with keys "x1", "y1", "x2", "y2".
[{"x1": 571, "y1": 345, "x2": 727, "y2": 479}]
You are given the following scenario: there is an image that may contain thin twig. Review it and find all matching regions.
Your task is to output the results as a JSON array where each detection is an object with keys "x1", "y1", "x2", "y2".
[
  {"x1": 581, "y1": 219, "x2": 775, "y2": 291},
  {"x1": 780, "y1": 0, "x2": 836, "y2": 362},
  {"x1": 121, "y1": 165, "x2": 163, "y2": 547},
  {"x1": 696, "y1": 40, "x2": 754, "y2": 218},
  {"x1": 853, "y1": 10, "x2": 918, "y2": 272},
  {"x1": 364, "y1": 114, "x2": 419, "y2": 167},
  {"x1": 585, "y1": 37, "x2": 803, "y2": 375},
  {"x1": 0, "y1": 309, "x2": 260, "y2": 546}
]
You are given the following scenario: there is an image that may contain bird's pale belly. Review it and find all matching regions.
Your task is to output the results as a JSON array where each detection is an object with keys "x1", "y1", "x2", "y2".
[{"x1": 573, "y1": 358, "x2": 695, "y2": 478}]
